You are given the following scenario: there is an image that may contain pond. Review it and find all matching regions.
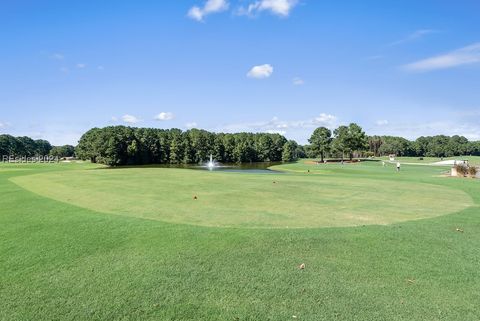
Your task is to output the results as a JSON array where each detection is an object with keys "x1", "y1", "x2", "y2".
[{"x1": 155, "y1": 162, "x2": 283, "y2": 174}]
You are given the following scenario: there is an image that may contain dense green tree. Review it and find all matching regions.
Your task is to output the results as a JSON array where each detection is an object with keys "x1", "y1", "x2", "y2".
[
  {"x1": 134, "y1": 128, "x2": 158, "y2": 164},
  {"x1": 332, "y1": 124, "x2": 368, "y2": 160},
  {"x1": 233, "y1": 133, "x2": 255, "y2": 163},
  {"x1": 302, "y1": 145, "x2": 317, "y2": 159},
  {"x1": 308, "y1": 127, "x2": 332, "y2": 162},
  {"x1": 270, "y1": 134, "x2": 288, "y2": 162},
  {"x1": 332, "y1": 126, "x2": 349, "y2": 159},
  {"x1": 282, "y1": 140, "x2": 298, "y2": 162},
  {"x1": 295, "y1": 145, "x2": 307, "y2": 159},
  {"x1": 187, "y1": 129, "x2": 213, "y2": 163},
  {"x1": 35, "y1": 140, "x2": 53, "y2": 155},
  {"x1": 427, "y1": 135, "x2": 450, "y2": 157},
  {"x1": 74, "y1": 125, "x2": 480, "y2": 166},
  {"x1": 413, "y1": 136, "x2": 429, "y2": 156},
  {"x1": 168, "y1": 129, "x2": 184, "y2": 164},
  {"x1": 0, "y1": 134, "x2": 52, "y2": 158},
  {"x1": 76, "y1": 128, "x2": 102, "y2": 162},
  {"x1": 378, "y1": 136, "x2": 412, "y2": 156},
  {"x1": 93, "y1": 126, "x2": 136, "y2": 166},
  {"x1": 469, "y1": 141, "x2": 480, "y2": 156},
  {"x1": 366, "y1": 135, "x2": 477, "y2": 158},
  {"x1": 213, "y1": 134, "x2": 226, "y2": 162},
  {"x1": 222, "y1": 134, "x2": 236, "y2": 163},
  {"x1": 256, "y1": 134, "x2": 274, "y2": 161},
  {"x1": 446, "y1": 135, "x2": 469, "y2": 156},
  {"x1": 50, "y1": 145, "x2": 75, "y2": 158},
  {"x1": 157, "y1": 130, "x2": 170, "y2": 163},
  {"x1": 76, "y1": 126, "x2": 295, "y2": 166},
  {"x1": 368, "y1": 136, "x2": 383, "y2": 157},
  {"x1": 0, "y1": 135, "x2": 18, "y2": 156},
  {"x1": 16, "y1": 137, "x2": 37, "y2": 157},
  {"x1": 345, "y1": 123, "x2": 368, "y2": 160}
]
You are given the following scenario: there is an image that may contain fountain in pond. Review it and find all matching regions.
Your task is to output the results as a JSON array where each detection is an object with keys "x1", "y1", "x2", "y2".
[
  {"x1": 195, "y1": 154, "x2": 277, "y2": 173},
  {"x1": 198, "y1": 154, "x2": 226, "y2": 170},
  {"x1": 203, "y1": 154, "x2": 227, "y2": 170},
  {"x1": 206, "y1": 154, "x2": 216, "y2": 170}
]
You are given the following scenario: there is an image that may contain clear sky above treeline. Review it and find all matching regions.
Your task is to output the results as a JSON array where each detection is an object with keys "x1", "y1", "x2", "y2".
[{"x1": 0, "y1": 0, "x2": 479, "y2": 145}]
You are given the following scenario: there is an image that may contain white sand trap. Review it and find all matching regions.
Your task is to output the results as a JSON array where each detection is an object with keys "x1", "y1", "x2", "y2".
[{"x1": 432, "y1": 160, "x2": 467, "y2": 166}]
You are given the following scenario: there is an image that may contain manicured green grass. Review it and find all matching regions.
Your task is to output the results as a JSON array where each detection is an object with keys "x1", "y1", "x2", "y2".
[
  {"x1": 10, "y1": 165, "x2": 472, "y2": 228},
  {"x1": 1, "y1": 160, "x2": 480, "y2": 320},
  {"x1": 378, "y1": 155, "x2": 480, "y2": 166}
]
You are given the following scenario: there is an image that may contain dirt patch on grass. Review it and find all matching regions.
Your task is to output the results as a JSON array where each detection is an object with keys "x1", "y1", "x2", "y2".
[{"x1": 304, "y1": 160, "x2": 361, "y2": 165}]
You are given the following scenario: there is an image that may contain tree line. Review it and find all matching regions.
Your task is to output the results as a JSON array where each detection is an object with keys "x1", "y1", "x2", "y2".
[
  {"x1": 3, "y1": 124, "x2": 480, "y2": 165},
  {"x1": 76, "y1": 126, "x2": 302, "y2": 166},
  {"x1": 366, "y1": 135, "x2": 480, "y2": 158},
  {"x1": 0, "y1": 134, "x2": 75, "y2": 158},
  {"x1": 306, "y1": 125, "x2": 480, "y2": 160}
]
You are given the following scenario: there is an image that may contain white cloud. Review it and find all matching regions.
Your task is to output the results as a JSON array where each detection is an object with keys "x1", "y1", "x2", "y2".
[
  {"x1": 390, "y1": 29, "x2": 437, "y2": 46},
  {"x1": 122, "y1": 114, "x2": 140, "y2": 124},
  {"x1": 241, "y1": 0, "x2": 299, "y2": 17},
  {"x1": 76, "y1": 63, "x2": 87, "y2": 69},
  {"x1": 97, "y1": 66, "x2": 104, "y2": 71},
  {"x1": 376, "y1": 120, "x2": 389, "y2": 126},
  {"x1": 247, "y1": 64, "x2": 273, "y2": 79},
  {"x1": 186, "y1": 122, "x2": 198, "y2": 129},
  {"x1": 51, "y1": 53, "x2": 64, "y2": 60},
  {"x1": 188, "y1": 0, "x2": 229, "y2": 22},
  {"x1": 292, "y1": 77, "x2": 304, "y2": 85},
  {"x1": 154, "y1": 112, "x2": 175, "y2": 121},
  {"x1": 265, "y1": 129, "x2": 286, "y2": 135},
  {"x1": 369, "y1": 116, "x2": 480, "y2": 141},
  {"x1": 0, "y1": 121, "x2": 12, "y2": 130},
  {"x1": 215, "y1": 114, "x2": 338, "y2": 144},
  {"x1": 312, "y1": 113, "x2": 337, "y2": 126},
  {"x1": 403, "y1": 43, "x2": 480, "y2": 72},
  {"x1": 218, "y1": 114, "x2": 337, "y2": 134}
]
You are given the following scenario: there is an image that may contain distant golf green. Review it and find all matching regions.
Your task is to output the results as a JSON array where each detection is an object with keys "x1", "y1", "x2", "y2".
[
  {"x1": 2, "y1": 159, "x2": 480, "y2": 321},
  {"x1": 11, "y1": 165, "x2": 472, "y2": 228}
]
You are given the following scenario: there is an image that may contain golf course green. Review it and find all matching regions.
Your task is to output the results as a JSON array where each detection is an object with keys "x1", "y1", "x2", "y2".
[
  {"x1": 10, "y1": 165, "x2": 472, "y2": 228},
  {"x1": 1, "y1": 159, "x2": 480, "y2": 320}
]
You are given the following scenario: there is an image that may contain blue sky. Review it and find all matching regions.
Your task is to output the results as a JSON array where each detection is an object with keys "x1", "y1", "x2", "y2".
[{"x1": 1, "y1": 0, "x2": 479, "y2": 145}]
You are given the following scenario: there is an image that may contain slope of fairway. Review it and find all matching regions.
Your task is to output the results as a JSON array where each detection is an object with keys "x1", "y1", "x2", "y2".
[
  {"x1": 10, "y1": 166, "x2": 473, "y2": 228},
  {"x1": 2, "y1": 161, "x2": 480, "y2": 321}
]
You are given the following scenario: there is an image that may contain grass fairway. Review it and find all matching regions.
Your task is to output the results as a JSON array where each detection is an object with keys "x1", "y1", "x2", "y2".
[
  {"x1": 1, "y1": 160, "x2": 480, "y2": 320},
  {"x1": 10, "y1": 166, "x2": 472, "y2": 228},
  {"x1": 380, "y1": 156, "x2": 480, "y2": 166}
]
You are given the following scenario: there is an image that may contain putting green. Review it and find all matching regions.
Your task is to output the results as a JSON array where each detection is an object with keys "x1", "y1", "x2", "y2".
[{"x1": 11, "y1": 168, "x2": 473, "y2": 228}]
